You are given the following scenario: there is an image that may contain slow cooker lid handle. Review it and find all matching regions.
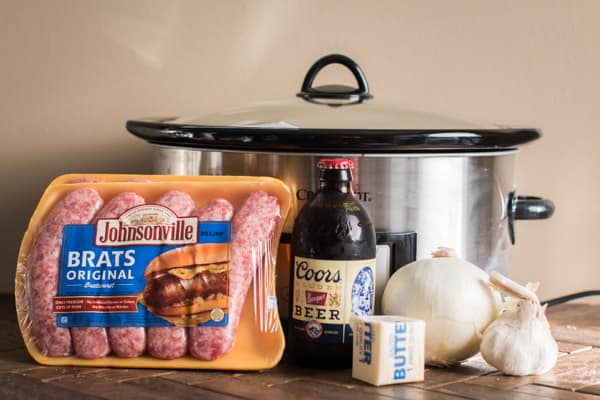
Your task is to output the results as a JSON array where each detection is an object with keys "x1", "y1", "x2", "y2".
[{"x1": 297, "y1": 54, "x2": 373, "y2": 106}]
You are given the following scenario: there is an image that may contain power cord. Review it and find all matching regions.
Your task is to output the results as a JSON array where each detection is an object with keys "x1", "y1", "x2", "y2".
[{"x1": 542, "y1": 291, "x2": 600, "y2": 307}]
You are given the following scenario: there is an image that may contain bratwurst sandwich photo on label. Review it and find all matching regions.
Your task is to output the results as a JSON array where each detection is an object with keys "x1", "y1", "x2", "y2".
[{"x1": 140, "y1": 243, "x2": 230, "y2": 327}]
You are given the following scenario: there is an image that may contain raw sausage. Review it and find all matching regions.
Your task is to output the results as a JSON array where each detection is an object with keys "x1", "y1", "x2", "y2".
[
  {"x1": 71, "y1": 328, "x2": 109, "y2": 359},
  {"x1": 192, "y1": 199, "x2": 235, "y2": 222},
  {"x1": 146, "y1": 190, "x2": 195, "y2": 360},
  {"x1": 100, "y1": 192, "x2": 147, "y2": 358},
  {"x1": 71, "y1": 192, "x2": 146, "y2": 358},
  {"x1": 188, "y1": 199, "x2": 235, "y2": 358},
  {"x1": 26, "y1": 187, "x2": 104, "y2": 356},
  {"x1": 189, "y1": 192, "x2": 279, "y2": 360},
  {"x1": 107, "y1": 328, "x2": 146, "y2": 358},
  {"x1": 71, "y1": 192, "x2": 145, "y2": 358},
  {"x1": 92, "y1": 192, "x2": 145, "y2": 223}
]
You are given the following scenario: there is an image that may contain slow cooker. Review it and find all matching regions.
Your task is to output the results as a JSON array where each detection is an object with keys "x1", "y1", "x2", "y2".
[{"x1": 127, "y1": 54, "x2": 554, "y2": 314}]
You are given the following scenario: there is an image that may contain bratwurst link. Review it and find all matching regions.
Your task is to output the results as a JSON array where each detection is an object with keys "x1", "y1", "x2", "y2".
[
  {"x1": 72, "y1": 191, "x2": 146, "y2": 359},
  {"x1": 189, "y1": 191, "x2": 281, "y2": 360},
  {"x1": 143, "y1": 271, "x2": 228, "y2": 310},
  {"x1": 187, "y1": 199, "x2": 235, "y2": 358},
  {"x1": 140, "y1": 239, "x2": 231, "y2": 329},
  {"x1": 26, "y1": 187, "x2": 104, "y2": 356},
  {"x1": 98, "y1": 192, "x2": 146, "y2": 358},
  {"x1": 146, "y1": 190, "x2": 195, "y2": 360}
]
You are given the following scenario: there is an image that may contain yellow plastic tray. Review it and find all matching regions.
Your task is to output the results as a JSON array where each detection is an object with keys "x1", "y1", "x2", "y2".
[{"x1": 15, "y1": 174, "x2": 292, "y2": 370}]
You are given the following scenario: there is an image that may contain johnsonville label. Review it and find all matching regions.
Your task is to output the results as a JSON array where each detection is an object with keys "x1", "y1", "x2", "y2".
[
  {"x1": 95, "y1": 205, "x2": 198, "y2": 246},
  {"x1": 54, "y1": 205, "x2": 231, "y2": 329},
  {"x1": 291, "y1": 256, "x2": 376, "y2": 343}
]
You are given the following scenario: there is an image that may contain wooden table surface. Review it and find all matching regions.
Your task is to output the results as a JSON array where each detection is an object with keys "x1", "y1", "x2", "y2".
[{"x1": 2, "y1": 296, "x2": 600, "y2": 399}]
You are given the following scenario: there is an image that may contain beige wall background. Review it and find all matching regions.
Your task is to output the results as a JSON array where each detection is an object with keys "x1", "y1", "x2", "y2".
[{"x1": 1, "y1": 0, "x2": 598, "y2": 300}]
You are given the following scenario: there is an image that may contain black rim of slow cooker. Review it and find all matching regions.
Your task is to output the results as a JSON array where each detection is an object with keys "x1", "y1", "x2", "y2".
[
  {"x1": 127, "y1": 54, "x2": 541, "y2": 153},
  {"x1": 126, "y1": 120, "x2": 540, "y2": 154}
]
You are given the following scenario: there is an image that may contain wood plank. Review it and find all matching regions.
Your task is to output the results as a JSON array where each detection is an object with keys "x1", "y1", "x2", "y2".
[
  {"x1": 272, "y1": 367, "x2": 468, "y2": 399},
  {"x1": 553, "y1": 330, "x2": 600, "y2": 348},
  {"x1": 277, "y1": 378, "x2": 463, "y2": 400},
  {"x1": 312, "y1": 377, "x2": 470, "y2": 399},
  {"x1": 467, "y1": 373, "x2": 537, "y2": 390},
  {"x1": 228, "y1": 363, "x2": 313, "y2": 386},
  {"x1": 298, "y1": 364, "x2": 476, "y2": 392},
  {"x1": 87, "y1": 368, "x2": 175, "y2": 383},
  {"x1": 18, "y1": 365, "x2": 102, "y2": 382},
  {"x1": 548, "y1": 304, "x2": 600, "y2": 347},
  {"x1": 408, "y1": 355, "x2": 497, "y2": 390},
  {"x1": 164, "y1": 371, "x2": 325, "y2": 400},
  {"x1": 164, "y1": 371, "x2": 460, "y2": 400},
  {"x1": 127, "y1": 377, "x2": 243, "y2": 400},
  {"x1": 162, "y1": 370, "x2": 236, "y2": 386},
  {"x1": 0, "y1": 372, "x2": 101, "y2": 400},
  {"x1": 292, "y1": 367, "x2": 355, "y2": 388},
  {"x1": 532, "y1": 348, "x2": 600, "y2": 391},
  {"x1": 433, "y1": 381, "x2": 551, "y2": 400},
  {"x1": 248, "y1": 355, "x2": 494, "y2": 392},
  {"x1": 0, "y1": 348, "x2": 37, "y2": 372},
  {"x1": 557, "y1": 341, "x2": 593, "y2": 355},
  {"x1": 516, "y1": 384, "x2": 600, "y2": 399},
  {"x1": 48, "y1": 374, "x2": 210, "y2": 400},
  {"x1": 578, "y1": 384, "x2": 600, "y2": 396},
  {"x1": 243, "y1": 365, "x2": 468, "y2": 399}
]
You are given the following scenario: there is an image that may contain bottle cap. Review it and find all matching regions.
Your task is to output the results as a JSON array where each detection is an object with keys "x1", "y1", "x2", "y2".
[{"x1": 317, "y1": 158, "x2": 354, "y2": 170}]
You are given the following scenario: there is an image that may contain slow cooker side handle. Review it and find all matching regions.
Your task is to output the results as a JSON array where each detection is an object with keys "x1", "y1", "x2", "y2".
[{"x1": 508, "y1": 192, "x2": 555, "y2": 244}]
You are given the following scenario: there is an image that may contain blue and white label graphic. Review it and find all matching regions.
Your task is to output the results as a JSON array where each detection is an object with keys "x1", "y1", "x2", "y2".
[
  {"x1": 352, "y1": 266, "x2": 374, "y2": 317},
  {"x1": 54, "y1": 206, "x2": 231, "y2": 329}
]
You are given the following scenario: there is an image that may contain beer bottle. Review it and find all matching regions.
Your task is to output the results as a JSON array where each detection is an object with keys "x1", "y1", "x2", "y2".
[{"x1": 289, "y1": 158, "x2": 376, "y2": 369}]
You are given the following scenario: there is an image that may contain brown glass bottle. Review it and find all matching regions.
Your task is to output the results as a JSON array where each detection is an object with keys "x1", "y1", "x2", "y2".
[{"x1": 289, "y1": 158, "x2": 376, "y2": 369}]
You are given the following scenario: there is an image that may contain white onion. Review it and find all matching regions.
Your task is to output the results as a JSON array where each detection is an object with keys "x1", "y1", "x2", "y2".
[{"x1": 381, "y1": 247, "x2": 501, "y2": 366}]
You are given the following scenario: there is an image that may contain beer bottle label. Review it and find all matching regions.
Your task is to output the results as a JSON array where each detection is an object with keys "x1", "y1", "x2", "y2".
[{"x1": 291, "y1": 256, "x2": 376, "y2": 343}]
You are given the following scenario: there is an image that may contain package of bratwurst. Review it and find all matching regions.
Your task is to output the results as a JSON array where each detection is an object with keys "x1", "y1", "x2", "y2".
[{"x1": 15, "y1": 174, "x2": 291, "y2": 370}]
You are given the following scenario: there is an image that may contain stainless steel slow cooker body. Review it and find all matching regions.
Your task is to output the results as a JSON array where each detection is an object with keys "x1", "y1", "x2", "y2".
[
  {"x1": 128, "y1": 53, "x2": 554, "y2": 278},
  {"x1": 154, "y1": 146, "x2": 527, "y2": 275}
]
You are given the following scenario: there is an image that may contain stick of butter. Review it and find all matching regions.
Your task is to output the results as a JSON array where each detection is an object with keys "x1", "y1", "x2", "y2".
[{"x1": 351, "y1": 315, "x2": 425, "y2": 386}]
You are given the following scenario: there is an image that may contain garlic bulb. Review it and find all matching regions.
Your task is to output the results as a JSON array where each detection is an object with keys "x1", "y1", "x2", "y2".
[
  {"x1": 381, "y1": 247, "x2": 501, "y2": 366},
  {"x1": 480, "y1": 271, "x2": 558, "y2": 376}
]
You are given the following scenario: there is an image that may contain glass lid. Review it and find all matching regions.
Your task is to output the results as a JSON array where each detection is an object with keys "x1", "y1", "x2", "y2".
[{"x1": 127, "y1": 54, "x2": 540, "y2": 153}]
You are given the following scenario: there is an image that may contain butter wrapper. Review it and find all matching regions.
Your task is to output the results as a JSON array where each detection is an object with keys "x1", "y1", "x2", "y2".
[{"x1": 351, "y1": 315, "x2": 425, "y2": 386}]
